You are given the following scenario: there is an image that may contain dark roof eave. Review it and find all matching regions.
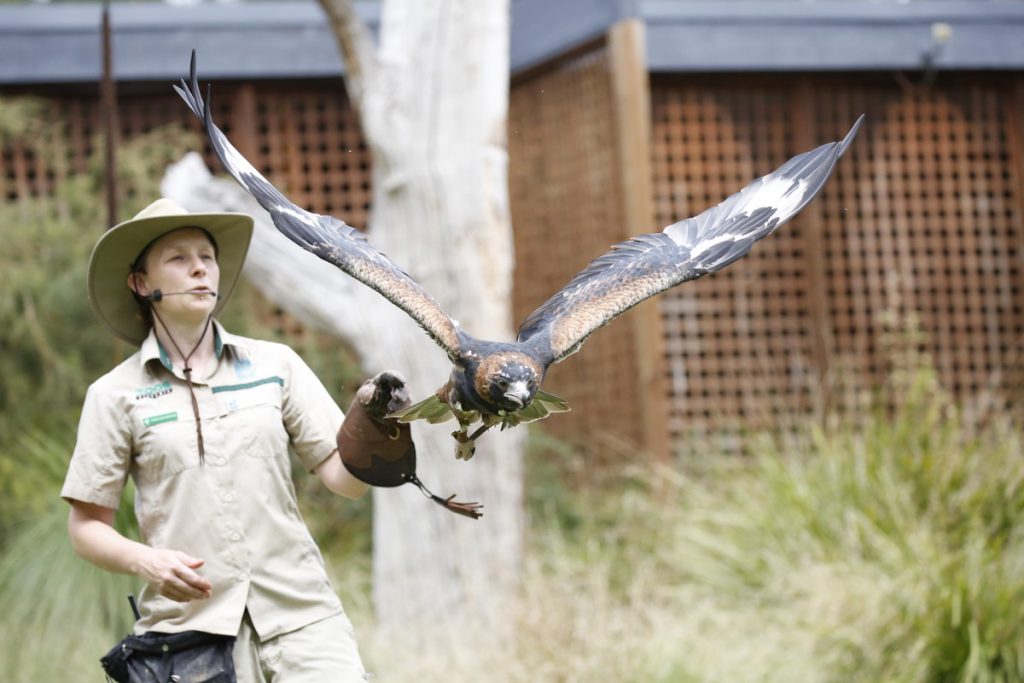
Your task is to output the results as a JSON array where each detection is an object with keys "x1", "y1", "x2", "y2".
[
  {"x1": 642, "y1": 1, "x2": 1024, "y2": 72},
  {"x1": 2, "y1": 1, "x2": 1024, "y2": 86},
  {"x1": 0, "y1": 2, "x2": 379, "y2": 85}
]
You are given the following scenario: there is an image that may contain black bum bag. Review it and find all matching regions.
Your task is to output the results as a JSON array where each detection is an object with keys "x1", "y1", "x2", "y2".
[{"x1": 100, "y1": 630, "x2": 236, "y2": 683}]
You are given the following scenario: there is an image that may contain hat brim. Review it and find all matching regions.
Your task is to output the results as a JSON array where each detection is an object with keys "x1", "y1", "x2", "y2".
[{"x1": 88, "y1": 212, "x2": 254, "y2": 345}]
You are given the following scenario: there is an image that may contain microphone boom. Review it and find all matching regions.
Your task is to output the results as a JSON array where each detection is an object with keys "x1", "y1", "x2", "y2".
[{"x1": 149, "y1": 289, "x2": 218, "y2": 301}]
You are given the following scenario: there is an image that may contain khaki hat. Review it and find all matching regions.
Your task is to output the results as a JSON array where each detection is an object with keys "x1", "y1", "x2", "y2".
[{"x1": 87, "y1": 198, "x2": 254, "y2": 345}]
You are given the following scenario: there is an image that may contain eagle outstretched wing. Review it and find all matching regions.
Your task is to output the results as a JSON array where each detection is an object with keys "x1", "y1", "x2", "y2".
[
  {"x1": 175, "y1": 51, "x2": 462, "y2": 359},
  {"x1": 518, "y1": 116, "x2": 863, "y2": 364}
]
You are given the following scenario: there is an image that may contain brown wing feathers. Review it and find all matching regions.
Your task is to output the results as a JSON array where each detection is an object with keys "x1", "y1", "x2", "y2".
[
  {"x1": 519, "y1": 118, "x2": 862, "y2": 363},
  {"x1": 177, "y1": 53, "x2": 463, "y2": 359}
]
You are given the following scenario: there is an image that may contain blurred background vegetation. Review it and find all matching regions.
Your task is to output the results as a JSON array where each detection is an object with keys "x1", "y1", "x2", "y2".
[{"x1": 1, "y1": 93, "x2": 1022, "y2": 681}]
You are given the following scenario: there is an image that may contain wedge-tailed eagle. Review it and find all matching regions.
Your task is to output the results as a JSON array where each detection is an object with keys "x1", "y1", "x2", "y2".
[{"x1": 177, "y1": 52, "x2": 862, "y2": 460}]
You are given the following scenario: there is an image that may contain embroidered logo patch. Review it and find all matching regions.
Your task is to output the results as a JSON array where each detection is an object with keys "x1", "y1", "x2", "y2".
[
  {"x1": 233, "y1": 357, "x2": 255, "y2": 380},
  {"x1": 135, "y1": 380, "x2": 172, "y2": 401},
  {"x1": 143, "y1": 412, "x2": 178, "y2": 427}
]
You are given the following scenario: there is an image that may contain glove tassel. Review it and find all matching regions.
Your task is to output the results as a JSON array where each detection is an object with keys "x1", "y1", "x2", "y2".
[{"x1": 407, "y1": 474, "x2": 484, "y2": 520}]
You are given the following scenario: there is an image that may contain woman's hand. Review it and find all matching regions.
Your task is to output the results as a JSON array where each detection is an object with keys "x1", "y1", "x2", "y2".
[
  {"x1": 134, "y1": 548, "x2": 212, "y2": 602},
  {"x1": 68, "y1": 500, "x2": 212, "y2": 602}
]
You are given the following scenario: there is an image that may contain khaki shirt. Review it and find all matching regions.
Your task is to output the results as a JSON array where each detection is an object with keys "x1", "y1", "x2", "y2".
[{"x1": 62, "y1": 321, "x2": 345, "y2": 639}]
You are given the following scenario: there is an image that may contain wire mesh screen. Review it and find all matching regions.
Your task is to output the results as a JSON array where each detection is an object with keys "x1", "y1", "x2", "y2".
[
  {"x1": 251, "y1": 87, "x2": 371, "y2": 220},
  {"x1": 0, "y1": 83, "x2": 369, "y2": 223},
  {"x1": 4, "y1": 70, "x2": 1022, "y2": 455},
  {"x1": 0, "y1": 82, "x2": 371, "y2": 342},
  {"x1": 652, "y1": 84, "x2": 810, "y2": 446},
  {"x1": 652, "y1": 75, "x2": 1024, "y2": 448},
  {"x1": 815, "y1": 81, "x2": 1024, "y2": 419},
  {"x1": 509, "y1": 47, "x2": 649, "y2": 452}
]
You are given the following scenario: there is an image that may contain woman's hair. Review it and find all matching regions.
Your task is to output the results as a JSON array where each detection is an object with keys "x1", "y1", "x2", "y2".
[{"x1": 129, "y1": 226, "x2": 220, "y2": 329}]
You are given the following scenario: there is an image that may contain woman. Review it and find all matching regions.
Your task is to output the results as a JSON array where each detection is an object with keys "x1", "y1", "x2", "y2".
[{"x1": 62, "y1": 198, "x2": 371, "y2": 682}]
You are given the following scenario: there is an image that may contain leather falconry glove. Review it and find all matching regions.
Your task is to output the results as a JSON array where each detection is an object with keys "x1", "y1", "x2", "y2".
[{"x1": 337, "y1": 371, "x2": 483, "y2": 520}]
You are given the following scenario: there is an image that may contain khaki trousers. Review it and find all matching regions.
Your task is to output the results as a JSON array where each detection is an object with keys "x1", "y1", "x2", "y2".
[{"x1": 233, "y1": 611, "x2": 367, "y2": 682}]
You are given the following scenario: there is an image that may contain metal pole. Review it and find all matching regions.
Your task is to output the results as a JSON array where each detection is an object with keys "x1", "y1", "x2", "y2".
[
  {"x1": 101, "y1": 0, "x2": 119, "y2": 228},
  {"x1": 101, "y1": 1, "x2": 125, "y2": 361}
]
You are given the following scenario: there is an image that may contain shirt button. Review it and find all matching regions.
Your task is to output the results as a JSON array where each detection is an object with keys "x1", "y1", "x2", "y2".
[
  {"x1": 231, "y1": 532, "x2": 241, "y2": 541},
  {"x1": 238, "y1": 572, "x2": 249, "y2": 581},
  {"x1": 222, "y1": 493, "x2": 234, "y2": 502},
  {"x1": 215, "y1": 458, "x2": 227, "y2": 466}
]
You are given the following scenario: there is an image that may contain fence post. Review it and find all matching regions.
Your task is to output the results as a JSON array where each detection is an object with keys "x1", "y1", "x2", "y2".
[
  {"x1": 101, "y1": 1, "x2": 119, "y2": 228},
  {"x1": 231, "y1": 84, "x2": 259, "y2": 162},
  {"x1": 608, "y1": 18, "x2": 670, "y2": 463},
  {"x1": 1008, "y1": 83, "x2": 1024, "y2": 288},
  {"x1": 1005, "y1": 81, "x2": 1024, "y2": 400}
]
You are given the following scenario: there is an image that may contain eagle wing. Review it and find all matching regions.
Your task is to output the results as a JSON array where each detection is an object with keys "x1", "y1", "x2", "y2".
[
  {"x1": 175, "y1": 52, "x2": 462, "y2": 360},
  {"x1": 501, "y1": 389, "x2": 571, "y2": 426},
  {"x1": 391, "y1": 394, "x2": 457, "y2": 424},
  {"x1": 517, "y1": 116, "x2": 863, "y2": 364}
]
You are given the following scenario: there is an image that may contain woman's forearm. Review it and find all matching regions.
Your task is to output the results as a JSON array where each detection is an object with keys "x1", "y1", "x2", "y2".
[
  {"x1": 67, "y1": 502, "x2": 148, "y2": 575},
  {"x1": 67, "y1": 501, "x2": 212, "y2": 601}
]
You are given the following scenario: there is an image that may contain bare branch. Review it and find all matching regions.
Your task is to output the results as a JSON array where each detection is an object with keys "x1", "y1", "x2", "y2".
[
  {"x1": 161, "y1": 153, "x2": 391, "y2": 352},
  {"x1": 318, "y1": 0, "x2": 377, "y2": 111}
]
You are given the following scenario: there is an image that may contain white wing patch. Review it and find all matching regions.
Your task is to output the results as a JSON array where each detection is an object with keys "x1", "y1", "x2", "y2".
[
  {"x1": 225, "y1": 144, "x2": 262, "y2": 179},
  {"x1": 740, "y1": 176, "x2": 808, "y2": 218},
  {"x1": 690, "y1": 231, "x2": 746, "y2": 260},
  {"x1": 273, "y1": 202, "x2": 316, "y2": 227}
]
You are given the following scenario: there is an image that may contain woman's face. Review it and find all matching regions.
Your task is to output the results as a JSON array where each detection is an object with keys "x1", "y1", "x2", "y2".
[{"x1": 128, "y1": 228, "x2": 221, "y2": 325}]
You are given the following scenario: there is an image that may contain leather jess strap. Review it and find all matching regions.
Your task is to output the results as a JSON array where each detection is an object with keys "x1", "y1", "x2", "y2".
[{"x1": 337, "y1": 395, "x2": 483, "y2": 520}]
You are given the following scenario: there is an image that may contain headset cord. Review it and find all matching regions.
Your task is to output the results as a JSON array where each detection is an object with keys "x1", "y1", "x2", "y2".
[{"x1": 151, "y1": 309, "x2": 213, "y2": 465}]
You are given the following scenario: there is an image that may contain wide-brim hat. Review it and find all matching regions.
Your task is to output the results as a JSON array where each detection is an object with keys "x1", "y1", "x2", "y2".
[{"x1": 88, "y1": 197, "x2": 254, "y2": 345}]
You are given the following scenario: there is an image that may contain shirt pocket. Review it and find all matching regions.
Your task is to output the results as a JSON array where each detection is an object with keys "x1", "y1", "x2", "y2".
[
  {"x1": 215, "y1": 380, "x2": 289, "y2": 459},
  {"x1": 133, "y1": 398, "x2": 204, "y2": 477}
]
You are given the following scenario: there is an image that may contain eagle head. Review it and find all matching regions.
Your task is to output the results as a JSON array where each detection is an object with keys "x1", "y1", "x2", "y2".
[{"x1": 473, "y1": 351, "x2": 541, "y2": 413}]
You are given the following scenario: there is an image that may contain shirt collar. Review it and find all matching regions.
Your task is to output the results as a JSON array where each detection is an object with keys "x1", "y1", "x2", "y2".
[
  {"x1": 138, "y1": 319, "x2": 248, "y2": 372},
  {"x1": 212, "y1": 320, "x2": 250, "y2": 359}
]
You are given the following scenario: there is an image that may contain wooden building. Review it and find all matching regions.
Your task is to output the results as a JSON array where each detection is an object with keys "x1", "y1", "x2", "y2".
[{"x1": 2, "y1": 0, "x2": 1022, "y2": 457}]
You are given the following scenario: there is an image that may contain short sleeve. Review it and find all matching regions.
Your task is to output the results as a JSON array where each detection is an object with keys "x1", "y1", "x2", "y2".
[
  {"x1": 280, "y1": 346, "x2": 344, "y2": 473},
  {"x1": 61, "y1": 381, "x2": 133, "y2": 509}
]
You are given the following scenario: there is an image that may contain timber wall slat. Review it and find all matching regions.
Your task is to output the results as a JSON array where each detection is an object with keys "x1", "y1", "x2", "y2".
[
  {"x1": 652, "y1": 75, "x2": 1024, "y2": 447},
  {"x1": 509, "y1": 46, "x2": 648, "y2": 454}
]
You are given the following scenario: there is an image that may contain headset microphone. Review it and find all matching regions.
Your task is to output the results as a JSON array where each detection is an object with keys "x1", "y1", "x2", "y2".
[{"x1": 147, "y1": 289, "x2": 218, "y2": 302}]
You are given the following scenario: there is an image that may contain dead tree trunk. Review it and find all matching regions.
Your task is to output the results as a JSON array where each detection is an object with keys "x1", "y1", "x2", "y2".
[{"x1": 166, "y1": 0, "x2": 523, "y2": 637}]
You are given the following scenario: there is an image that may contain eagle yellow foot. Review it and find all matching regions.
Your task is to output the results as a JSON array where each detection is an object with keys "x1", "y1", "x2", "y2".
[{"x1": 452, "y1": 429, "x2": 477, "y2": 460}]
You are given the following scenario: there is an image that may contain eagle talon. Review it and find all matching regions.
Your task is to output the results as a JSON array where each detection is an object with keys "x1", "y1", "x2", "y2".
[
  {"x1": 456, "y1": 440, "x2": 477, "y2": 460},
  {"x1": 451, "y1": 428, "x2": 477, "y2": 460}
]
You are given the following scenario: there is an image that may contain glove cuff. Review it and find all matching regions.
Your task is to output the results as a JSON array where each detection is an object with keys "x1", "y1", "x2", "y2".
[{"x1": 337, "y1": 397, "x2": 416, "y2": 487}]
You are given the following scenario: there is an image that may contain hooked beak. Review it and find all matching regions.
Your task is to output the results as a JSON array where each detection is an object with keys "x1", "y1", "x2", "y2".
[{"x1": 504, "y1": 381, "x2": 531, "y2": 409}]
